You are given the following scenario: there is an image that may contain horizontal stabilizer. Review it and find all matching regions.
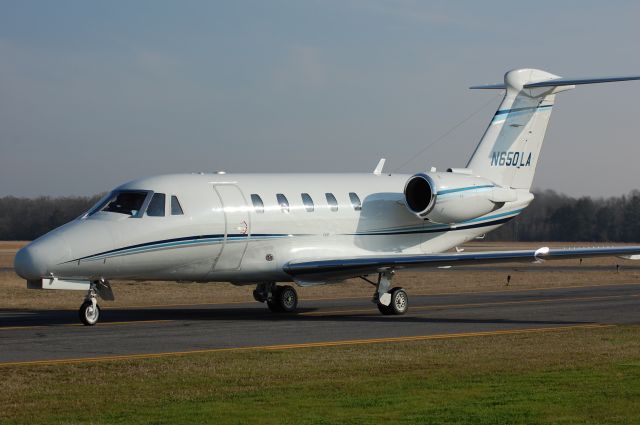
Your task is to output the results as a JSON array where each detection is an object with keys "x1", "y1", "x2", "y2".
[
  {"x1": 469, "y1": 83, "x2": 507, "y2": 90},
  {"x1": 525, "y1": 75, "x2": 640, "y2": 88},
  {"x1": 471, "y1": 74, "x2": 640, "y2": 90}
]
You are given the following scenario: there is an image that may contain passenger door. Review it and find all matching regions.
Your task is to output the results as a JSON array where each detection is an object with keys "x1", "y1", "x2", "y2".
[{"x1": 212, "y1": 184, "x2": 250, "y2": 270}]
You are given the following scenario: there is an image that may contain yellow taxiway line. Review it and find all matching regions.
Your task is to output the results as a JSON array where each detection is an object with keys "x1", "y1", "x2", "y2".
[{"x1": 0, "y1": 323, "x2": 613, "y2": 368}]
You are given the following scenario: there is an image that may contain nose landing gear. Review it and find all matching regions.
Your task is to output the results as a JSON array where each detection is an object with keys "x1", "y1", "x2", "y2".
[
  {"x1": 79, "y1": 282, "x2": 100, "y2": 326},
  {"x1": 78, "y1": 279, "x2": 113, "y2": 326},
  {"x1": 79, "y1": 298, "x2": 100, "y2": 326}
]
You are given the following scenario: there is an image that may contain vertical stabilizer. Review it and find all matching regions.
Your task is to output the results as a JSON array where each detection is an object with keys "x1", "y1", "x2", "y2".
[
  {"x1": 466, "y1": 69, "x2": 566, "y2": 189},
  {"x1": 466, "y1": 69, "x2": 640, "y2": 189}
]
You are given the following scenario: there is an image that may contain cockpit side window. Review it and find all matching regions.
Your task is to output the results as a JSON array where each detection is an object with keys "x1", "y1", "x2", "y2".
[
  {"x1": 93, "y1": 191, "x2": 148, "y2": 217},
  {"x1": 146, "y1": 193, "x2": 166, "y2": 217},
  {"x1": 171, "y1": 196, "x2": 184, "y2": 215}
]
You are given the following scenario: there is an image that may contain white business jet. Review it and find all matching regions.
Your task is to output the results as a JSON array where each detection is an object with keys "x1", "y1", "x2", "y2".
[{"x1": 14, "y1": 68, "x2": 640, "y2": 325}]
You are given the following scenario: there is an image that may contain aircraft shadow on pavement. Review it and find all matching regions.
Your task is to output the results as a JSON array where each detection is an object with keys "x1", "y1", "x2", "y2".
[{"x1": 0, "y1": 306, "x2": 589, "y2": 328}]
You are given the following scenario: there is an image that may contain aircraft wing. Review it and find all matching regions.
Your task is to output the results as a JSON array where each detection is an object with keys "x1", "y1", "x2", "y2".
[{"x1": 283, "y1": 246, "x2": 640, "y2": 283}]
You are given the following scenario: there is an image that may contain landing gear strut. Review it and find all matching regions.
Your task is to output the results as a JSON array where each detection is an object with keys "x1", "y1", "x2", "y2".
[
  {"x1": 362, "y1": 270, "x2": 409, "y2": 315},
  {"x1": 254, "y1": 282, "x2": 299, "y2": 313}
]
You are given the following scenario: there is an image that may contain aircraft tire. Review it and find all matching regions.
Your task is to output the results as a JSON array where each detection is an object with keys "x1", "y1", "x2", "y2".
[
  {"x1": 276, "y1": 285, "x2": 298, "y2": 313},
  {"x1": 79, "y1": 300, "x2": 100, "y2": 326},
  {"x1": 377, "y1": 302, "x2": 393, "y2": 315},
  {"x1": 389, "y1": 287, "x2": 408, "y2": 315}
]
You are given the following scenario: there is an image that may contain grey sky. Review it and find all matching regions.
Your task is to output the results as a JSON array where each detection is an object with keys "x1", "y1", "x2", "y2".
[{"x1": 1, "y1": 0, "x2": 639, "y2": 198}]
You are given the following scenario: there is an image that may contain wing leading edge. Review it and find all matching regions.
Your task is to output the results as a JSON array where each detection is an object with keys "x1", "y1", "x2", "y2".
[{"x1": 283, "y1": 246, "x2": 640, "y2": 282}]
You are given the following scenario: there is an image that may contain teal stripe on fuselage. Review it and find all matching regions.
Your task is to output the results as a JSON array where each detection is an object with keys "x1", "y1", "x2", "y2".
[
  {"x1": 74, "y1": 234, "x2": 291, "y2": 263},
  {"x1": 353, "y1": 208, "x2": 524, "y2": 235},
  {"x1": 437, "y1": 185, "x2": 494, "y2": 196},
  {"x1": 83, "y1": 236, "x2": 225, "y2": 261},
  {"x1": 491, "y1": 105, "x2": 552, "y2": 123},
  {"x1": 460, "y1": 208, "x2": 525, "y2": 224},
  {"x1": 70, "y1": 208, "x2": 524, "y2": 263}
]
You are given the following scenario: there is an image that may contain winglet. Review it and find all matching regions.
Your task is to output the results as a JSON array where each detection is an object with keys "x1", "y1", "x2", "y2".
[
  {"x1": 620, "y1": 254, "x2": 640, "y2": 260},
  {"x1": 373, "y1": 158, "x2": 386, "y2": 175},
  {"x1": 534, "y1": 246, "x2": 550, "y2": 263}
]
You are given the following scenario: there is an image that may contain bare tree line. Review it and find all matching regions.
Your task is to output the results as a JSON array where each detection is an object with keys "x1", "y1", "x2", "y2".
[
  {"x1": 1, "y1": 190, "x2": 639, "y2": 242},
  {"x1": 0, "y1": 195, "x2": 102, "y2": 240},
  {"x1": 486, "y1": 189, "x2": 640, "y2": 242}
]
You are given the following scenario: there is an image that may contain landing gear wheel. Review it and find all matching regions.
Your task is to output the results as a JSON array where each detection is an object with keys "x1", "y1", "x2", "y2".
[
  {"x1": 267, "y1": 285, "x2": 298, "y2": 313},
  {"x1": 389, "y1": 287, "x2": 408, "y2": 315},
  {"x1": 79, "y1": 300, "x2": 100, "y2": 326},
  {"x1": 278, "y1": 285, "x2": 298, "y2": 313},
  {"x1": 377, "y1": 287, "x2": 408, "y2": 315}
]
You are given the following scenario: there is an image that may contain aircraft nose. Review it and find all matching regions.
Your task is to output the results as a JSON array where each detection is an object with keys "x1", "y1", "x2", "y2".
[
  {"x1": 14, "y1": 235, "x2": 71, "y2": 281},
  {"x1": 14, "y1": 244, "x2": 48, "y2": 280}
]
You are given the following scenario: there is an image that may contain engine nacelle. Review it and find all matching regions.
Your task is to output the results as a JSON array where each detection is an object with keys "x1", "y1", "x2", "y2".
[{"x1": 404, "y1": 172, "x2": 514, "y2": 224}]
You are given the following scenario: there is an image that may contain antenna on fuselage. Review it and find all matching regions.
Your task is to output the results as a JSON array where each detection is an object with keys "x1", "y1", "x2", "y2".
[{"x1": 373, "y1": 158, "x2": 386, "y2": 175}]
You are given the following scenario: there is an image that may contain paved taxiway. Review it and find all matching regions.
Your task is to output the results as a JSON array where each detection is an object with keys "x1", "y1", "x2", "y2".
[{"x1": 1, "y1": 283, "x2": 639, "y2": 366}]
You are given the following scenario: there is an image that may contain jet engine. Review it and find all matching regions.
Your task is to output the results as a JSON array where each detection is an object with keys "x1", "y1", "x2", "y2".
[{"x1": 403, "y1": 171, "x2": 516, "y2": 224}]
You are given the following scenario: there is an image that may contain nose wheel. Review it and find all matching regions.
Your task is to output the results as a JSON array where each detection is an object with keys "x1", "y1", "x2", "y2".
[
  {"x1": 79, "y1": 299, "x2": 100, "y2": 326},
  {"x1": 78, "y1": 281, "x2": 105, "y2": 326}
]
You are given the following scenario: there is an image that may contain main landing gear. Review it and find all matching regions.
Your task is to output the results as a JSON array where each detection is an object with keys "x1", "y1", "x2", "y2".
[
  {"x1": 78, "y1": 279, "x2": 114, "y2": 326},
  {"x1": 361, "y1": 270, "x2": 409, "y2": 315},
  {"x1": 254, "y1": 282, "x2": 299, "y2": 313}
]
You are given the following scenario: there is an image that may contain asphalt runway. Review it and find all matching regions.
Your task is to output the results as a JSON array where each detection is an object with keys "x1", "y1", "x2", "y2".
[{"x1": 1, "y1": 283, "x2": 639, "y2": 366}]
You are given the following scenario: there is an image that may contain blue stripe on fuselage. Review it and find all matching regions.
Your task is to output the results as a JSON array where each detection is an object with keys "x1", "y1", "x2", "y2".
[
  {"x1": 64, "y1": 210, "x2": 523, "y2": 263},
  {"x1": 437, "y1": 185, "x2": 495, "y2": 196},
  {"x1": 494, "y1": 104, "x2": 553, "y2": 116}
]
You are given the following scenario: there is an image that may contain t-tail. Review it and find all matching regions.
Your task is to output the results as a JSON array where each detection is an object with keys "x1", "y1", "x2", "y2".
[{"x1": 466, "y1": 68, "x2": 640, "y2": 190}]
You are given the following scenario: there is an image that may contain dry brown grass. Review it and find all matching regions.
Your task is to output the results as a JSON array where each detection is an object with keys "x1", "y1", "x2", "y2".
[{"x1": 2, "y1": 241, "x2": 639, "y2": 310}]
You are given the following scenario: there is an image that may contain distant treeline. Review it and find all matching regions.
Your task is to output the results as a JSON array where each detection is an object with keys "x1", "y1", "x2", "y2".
[
  {"x1": 486, "y1": 190, "x2": 640, "y2": 242},
  {"x1": 0, "y1": 195, "x2": 101, "y2": 240},
  {"x1": 1, "y1": 190, "x2": 640, "y2": 242}
]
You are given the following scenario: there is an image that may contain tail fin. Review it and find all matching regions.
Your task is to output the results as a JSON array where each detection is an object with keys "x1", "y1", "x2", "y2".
[{"x1": 466, "y1": 68, "x2": 640, "y2": 190}]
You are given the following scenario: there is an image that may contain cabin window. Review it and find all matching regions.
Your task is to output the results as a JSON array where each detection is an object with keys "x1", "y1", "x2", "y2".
[
  {"x1": 171, "y1": 196, "x2": 184, "y2": 215},
  {"x1": 276, "y1": 193, "x2": 290, "y2": 213},
  {"x1": 349, "y1": 192, "x2": 362, "y2": 211},
  {"x1": 301, "y1": 193, "x2": 314, "y2": 212},
  {"x1": 325, "y1": 193, "x2": 338, "y2": 212},
  {"x1": 94, "y1": 190, "x2": 148, "y2": 217},
  {"x1": 251, "y1": 194, "x2": 264, "y2": 213},
  {"x1": 146, "y1": 193, "x2": 166, "y2": 217}
]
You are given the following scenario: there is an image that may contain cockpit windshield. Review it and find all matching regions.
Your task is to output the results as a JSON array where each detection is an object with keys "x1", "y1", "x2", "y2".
[{"x1": 88, "y1": 191, "x2": 149, "y2": 217}]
